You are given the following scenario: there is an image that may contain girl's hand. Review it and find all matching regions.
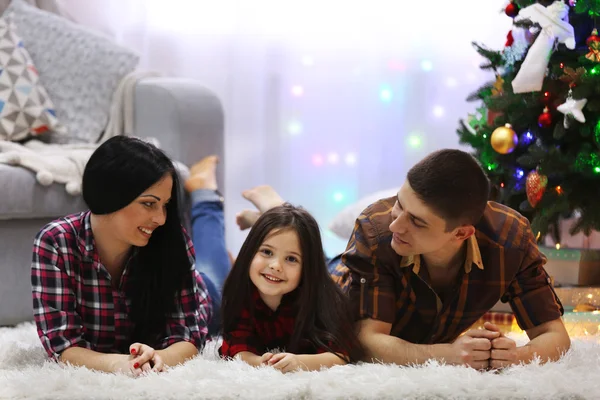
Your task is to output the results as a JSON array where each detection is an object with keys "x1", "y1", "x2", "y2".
[
  {"x1": 268, "y1": 352, "x2": 303, "y2": 373},
  {"x1": 260, "y1": 352, "x2": 274, "y2": 365},
  {"x1": 129, "y1": 343, "x2": 166, "y2": 374}
]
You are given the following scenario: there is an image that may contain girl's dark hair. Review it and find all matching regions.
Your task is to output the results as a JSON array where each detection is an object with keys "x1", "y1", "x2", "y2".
[
  {"x1": 82, "y1": 136, "x2": 191, "y2": 345},
  {"x1": 221, "y1": 204, "x2": 363, "y2": 362}
]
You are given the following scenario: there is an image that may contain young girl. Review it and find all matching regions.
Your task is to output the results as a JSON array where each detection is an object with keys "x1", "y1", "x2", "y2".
[
  {"x1": 220, "y1": 204, "x2": 363, "y2": 372},
  {"x1": 31, "y1": 136, "x2": 221, "y2": 375}
]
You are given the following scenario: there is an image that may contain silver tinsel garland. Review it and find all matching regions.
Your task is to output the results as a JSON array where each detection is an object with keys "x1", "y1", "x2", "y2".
[{"x1": 502, "y1": 38, "x2": 530, "y2": 67}]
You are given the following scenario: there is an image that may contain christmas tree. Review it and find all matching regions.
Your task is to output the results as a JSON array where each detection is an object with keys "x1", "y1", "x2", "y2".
[{"x1": 457, "y1": 0, "x2": 600, "y2": 243}]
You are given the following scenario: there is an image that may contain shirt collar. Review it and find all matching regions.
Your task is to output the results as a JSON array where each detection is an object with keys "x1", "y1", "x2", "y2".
[
  {"x1": 399, "y1": 235, "x2": 484, "y2": 274},
  {"x1": 77, "y1": 210, "x2": 138, "y2": 272},
  {"x1": 77, "y1": 211, "x2": 98, "y2": 262}
]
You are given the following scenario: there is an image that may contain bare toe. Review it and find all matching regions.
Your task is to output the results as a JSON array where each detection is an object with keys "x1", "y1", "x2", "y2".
[
  {"x1": 236, "y1": 209, "x2": 261, "y2": 230},
  {"x1": 185, "y1": 155, "x2": 219, "y2": 192},
  {"x1": 189, "y1": 155, "x2": 219, "y2": 176},
  {"x1": 242, "y1": 185, "x2": 285, "y2": 213}
]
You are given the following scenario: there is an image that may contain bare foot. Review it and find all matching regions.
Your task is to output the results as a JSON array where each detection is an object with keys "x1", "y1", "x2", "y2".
[
  {"x1": 242, "y1": 185, "x2": 285, "y2": 213},
  {"x1": 236, "y1": 209, "x2": 261, "y2": 230},
  {"x1": 185, "y1": 155, "x2": 219, "y2": 192}
]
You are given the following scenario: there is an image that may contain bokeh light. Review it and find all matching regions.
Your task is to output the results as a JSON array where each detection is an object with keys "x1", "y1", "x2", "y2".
[
  {"x1": 407, "y1": 134, "x2": 423, "y2": 148},
  {"x1": 291, "y1": 85, "x2": 304, "y2": 96},
  {"x1": 288, "y1": 121, "x2": 302, "y2": 135},
  {"x1": 380, "y1": 87, "x2": 393, "y2": 102},
  {"x1": 333, "y1": 192, "x2": 345, "y2": 203},
  {"x1": 312, "y1": 154, "x2": 324, "y2": 166},
  {"x1": 327, "y1": 152, "x2": 340, "y2": 164},
  {"x1": 421, "y1": 60, "x2": 433, "y2": 71}
]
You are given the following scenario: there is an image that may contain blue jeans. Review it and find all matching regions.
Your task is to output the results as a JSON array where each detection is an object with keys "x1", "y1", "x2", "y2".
[
  {"x1": 191, "y1": 190, "x2": 344, "y2": 335},
  {"x1": 191, "y1": 190, "x2": 230, "y2": 336}
]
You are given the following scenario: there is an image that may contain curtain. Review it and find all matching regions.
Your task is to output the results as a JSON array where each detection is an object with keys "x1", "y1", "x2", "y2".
[{"x1": 61, "y1": 0, "x2": 511, "y2": 254}]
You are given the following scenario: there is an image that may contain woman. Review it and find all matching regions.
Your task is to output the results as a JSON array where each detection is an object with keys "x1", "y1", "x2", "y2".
[{"x1": 31, "y1": 136, "x2": 214, "y2": 375}]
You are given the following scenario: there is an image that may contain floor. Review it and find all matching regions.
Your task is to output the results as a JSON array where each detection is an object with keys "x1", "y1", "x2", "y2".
[{"x1": 1, "y1": 323, "x2": 599, "y2": 399}]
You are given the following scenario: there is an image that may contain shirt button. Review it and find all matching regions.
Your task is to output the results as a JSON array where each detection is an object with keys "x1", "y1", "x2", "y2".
[{"x1": 360, "y1": 278, "x2": 366, "y2": 284}]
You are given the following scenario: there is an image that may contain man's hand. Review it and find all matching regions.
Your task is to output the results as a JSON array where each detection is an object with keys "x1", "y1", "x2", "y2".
[
  {"x1": 485, "y1": 322, "x2": 518, "y2": 369},
  {"x1": 449, "y1": 327, "x2": 500, "y2": 370}
]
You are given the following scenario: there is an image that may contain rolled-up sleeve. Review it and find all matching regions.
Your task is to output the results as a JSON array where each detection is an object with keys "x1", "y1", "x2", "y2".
[
  {"x1": 31, "y1": 229, "x2": 91, "y2": 361},
  {"x1": 507, "y1": 226, "x2": 564, "y2": 330}
]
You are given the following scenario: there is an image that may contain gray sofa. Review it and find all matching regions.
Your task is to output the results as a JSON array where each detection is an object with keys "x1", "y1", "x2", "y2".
[{"x1": 0, "y1": 77, "x2": 224, "y2": 326}]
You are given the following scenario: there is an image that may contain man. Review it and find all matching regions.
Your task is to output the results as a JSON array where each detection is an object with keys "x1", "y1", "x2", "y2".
[{"x1": 331, "y1": 149, "x2": 570, "y2": 369}]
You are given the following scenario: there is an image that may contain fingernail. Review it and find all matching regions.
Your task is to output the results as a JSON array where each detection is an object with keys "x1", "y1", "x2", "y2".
[
  {"x1": 131, "y1": 349, "x2": 137, "y2": 355},
  {"x1": 134, "y1": 363, "x2": 140, "y2": 369}
]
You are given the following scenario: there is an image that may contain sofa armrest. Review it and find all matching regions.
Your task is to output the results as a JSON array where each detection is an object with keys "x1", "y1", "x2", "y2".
[{"x1": 133, "y1": 77, "x2": 225, "y2": 189}]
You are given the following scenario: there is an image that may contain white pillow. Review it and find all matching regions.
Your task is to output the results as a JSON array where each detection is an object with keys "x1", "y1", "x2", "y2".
[
  {"x1": 0, "y1": 14, "x2": 65, "y2": 141},
  {"x1": 5, "y1": 0, "x2": 139, "y2": 143},
  {"x1": 328, "y1": 187, "x2": 398, "y2": 240}
]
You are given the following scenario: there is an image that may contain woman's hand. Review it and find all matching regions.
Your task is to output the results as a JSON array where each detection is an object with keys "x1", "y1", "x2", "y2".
[{"x1": 129, "y1": 343, "x2": 166, "y2": 374}]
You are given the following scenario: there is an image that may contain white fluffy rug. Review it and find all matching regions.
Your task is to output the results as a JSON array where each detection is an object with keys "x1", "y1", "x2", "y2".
[{"x1": 1, "y1": 323, "x2": 600, "y2": 400}]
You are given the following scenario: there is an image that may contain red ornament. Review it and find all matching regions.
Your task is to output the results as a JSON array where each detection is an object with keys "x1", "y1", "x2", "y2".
[
  {"x1": 505, "y1": 30, "x2": 514, "y2": 47},
  {"x1": 586, "y1": 29, "x2": 600, "y2": 62},
  {"x1": 487, "y1": 109, "x2": 504, "y2": 126},
  {"x1": 505, "y1": 2, "x2": 520, "y2": 18},
  {"x1": 538, "y1": 107, "x2": 552, "y2": 128},
  {"x1": 586, "y1": 28, "x2": 600, "y2": 46},
  {"x1": 526, "y1": 170, "x2": 548, "y2": 207}
]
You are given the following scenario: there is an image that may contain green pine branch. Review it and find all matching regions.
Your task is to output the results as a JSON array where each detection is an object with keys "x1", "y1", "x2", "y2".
[
  {"x1": 471, "y1": 42, "x2": 504, "y2": 69},
  {"x1": 574, "y1": 0, "x2": 600, "y2": 16},
  {"x1": 457, "y1": 5, "x2": 600, "y2": 241}
]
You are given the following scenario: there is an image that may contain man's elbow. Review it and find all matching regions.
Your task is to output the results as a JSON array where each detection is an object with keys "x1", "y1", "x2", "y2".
[
  {"x1": 358, "y1": 330, "x2": 393, "y2": 362},
  {"x1": 552, "y1": 319, "x2": 571, "y2": 356},
  {"x1": 557, "y1": 332, "x2": 571, "y2": 356},
  {"x1": 356, "y1": 318, "x2": 394, "y2": 361},
  {"x1": 545, "y1": 325, "x2": 571, "y2": 362}
]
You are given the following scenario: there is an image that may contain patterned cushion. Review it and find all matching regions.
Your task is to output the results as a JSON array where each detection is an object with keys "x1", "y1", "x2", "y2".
[
  {"x1": 0, "y1": 14, "x2": 63, "y2": 141},
  {"x1": 5, "y1": 0, "x2": 139, "y2": 144}
]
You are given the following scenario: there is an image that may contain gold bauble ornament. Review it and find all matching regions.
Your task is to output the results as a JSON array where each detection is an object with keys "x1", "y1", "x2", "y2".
[{"x1": 491, "y1": 123, "x2": 518, "y2": 154}]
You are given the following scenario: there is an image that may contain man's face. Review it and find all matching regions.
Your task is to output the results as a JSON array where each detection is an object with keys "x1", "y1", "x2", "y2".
[{"x1": 389, "y1": 181, "x2": 458, "y2": 257}]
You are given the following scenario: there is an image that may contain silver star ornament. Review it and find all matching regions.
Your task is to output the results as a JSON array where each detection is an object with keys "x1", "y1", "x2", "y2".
[{"x1": 557, "y1": 95, "x2": 587, "y2": 128}]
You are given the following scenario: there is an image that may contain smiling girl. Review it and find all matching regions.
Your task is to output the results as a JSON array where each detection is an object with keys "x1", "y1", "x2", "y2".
[{"x1": 219, "y1": 204, "x2": 362, "y2": 372}]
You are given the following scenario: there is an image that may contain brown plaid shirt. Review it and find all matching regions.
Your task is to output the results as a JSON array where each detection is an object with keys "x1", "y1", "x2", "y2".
[{"x1": 331, "y1": 197, "x2": 563, "y2": 344}]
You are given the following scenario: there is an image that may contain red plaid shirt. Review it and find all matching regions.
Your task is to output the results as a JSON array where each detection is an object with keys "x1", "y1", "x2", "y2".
[
  {"x1": 331, "y1": 198, "x2": 563, "y2": 344},
  {"x1": 31, "y1": 211, "x2": 212, "y2": 361},
  {"x1": 220, "y1": 289, "x2": 344, "y2": 358}
]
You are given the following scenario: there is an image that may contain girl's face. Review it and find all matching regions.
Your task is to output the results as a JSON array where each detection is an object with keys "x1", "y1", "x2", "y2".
[
  {"x1": 108, "y1": 174, "x2": 173, "y2": 248},
  {"x1": 249, "y1": 228, "x2": 303, "y2": 311}
]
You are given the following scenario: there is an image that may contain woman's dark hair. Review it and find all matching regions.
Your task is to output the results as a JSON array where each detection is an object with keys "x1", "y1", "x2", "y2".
[
  {"x1": 221, "y1": 204, "x2": 363, "y2": 362},
  {"x1": 82, "y1": 136, "x2": 191, "y2": 345}
]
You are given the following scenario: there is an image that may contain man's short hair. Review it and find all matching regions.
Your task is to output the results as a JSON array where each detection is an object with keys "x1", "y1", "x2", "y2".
[{"x1": 407, "y1": 149, "x2": 490, "y2": 230}]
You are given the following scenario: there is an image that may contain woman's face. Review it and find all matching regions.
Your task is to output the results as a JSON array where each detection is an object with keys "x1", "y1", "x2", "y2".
[{"x1": 108, "y1": 173, "x2": 173, "y2": 248}]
